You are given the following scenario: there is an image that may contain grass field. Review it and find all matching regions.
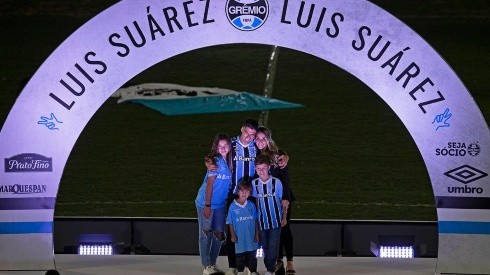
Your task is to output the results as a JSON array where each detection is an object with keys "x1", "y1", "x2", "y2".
[{"x1": 1, "y1": 1, "x2": 488, "y2": 220}]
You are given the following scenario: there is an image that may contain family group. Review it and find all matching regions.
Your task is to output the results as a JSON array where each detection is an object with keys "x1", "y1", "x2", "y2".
[{"x1": 195, "y1": 119, "x2": 296, "y2": 275}]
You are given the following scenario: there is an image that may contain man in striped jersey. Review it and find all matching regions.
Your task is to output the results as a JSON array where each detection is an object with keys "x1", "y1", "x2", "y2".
[
  {"x1": 252, "y1": 155, "x2": 288, "y2": 275},
  {"x1": 224, "y1": 118, "x2": 259, "y2": 275},
  {"x1": 229, "y1": 118, "x2": 259, "y2": 196}
]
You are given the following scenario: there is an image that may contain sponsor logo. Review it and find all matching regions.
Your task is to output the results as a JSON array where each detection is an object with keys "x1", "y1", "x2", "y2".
[
  {"x1": 447, "y1": 185, "x2": 483, "y2": 194},
  {"x1": 435, "y1": 142, "x2": 480, "y2": 157},
  {"x1": 444, "y1": 165, "x2": 488, "y2": 184},
  {"x1": 226, "y1": 0, "x2": 269, "y2": 31},
  {"x1": 0, "y1": 184, "x2": 47, "y2": 194},
  {"x1": 257, "y1": 192, "x2": 275, "y2": 198},
  {"x1": 235, "y1": 215, "x2": 254, "y2": 222},
  {"x1": 216, "y1": 174, "x2": 231, "y2": 180},
  {"x1": 233, "y1": 156, "x2": 255, "y2": 162},
  {"x1": 4, "y1": 153, "x2": 53, "y2": 172}
]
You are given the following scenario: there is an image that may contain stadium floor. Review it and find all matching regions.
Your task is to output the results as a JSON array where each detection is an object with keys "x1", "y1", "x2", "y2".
[{"x1": 3, "y1": 255, "x2": 437, "y2": 275}]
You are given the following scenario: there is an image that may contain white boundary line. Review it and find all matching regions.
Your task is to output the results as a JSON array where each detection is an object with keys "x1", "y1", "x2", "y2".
[{"x1": 56, "y1": 200, "x2": 434, "y2": 208}]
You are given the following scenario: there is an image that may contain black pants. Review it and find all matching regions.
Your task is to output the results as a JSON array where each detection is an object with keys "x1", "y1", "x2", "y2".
[
  {"x1": 278, "y1": 203, "x2": 293, "y2": 261},
  {"x1": 225, "y1": 194, "x2": 237, "y2": 268},
  {"x1": 236, "y1": 250, "x2": 257, "y2": 272},
  {"x1": 225, "y1": 224, "x2": 237, "y2": 268}
]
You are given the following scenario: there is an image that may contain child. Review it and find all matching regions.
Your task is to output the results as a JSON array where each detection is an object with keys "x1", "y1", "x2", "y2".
[
  {"x1": 252, "y1": 155, "x2": 288, "y2": 275},
  {"x1": 255, "y1": 127, "x2": 295, "y2": 274},
  {"x1": 226, "y1": 178, "x2": 260, "y2": 275},
  {"x1": 195, "y1": 133, "x2": 233, "y2": 275}
]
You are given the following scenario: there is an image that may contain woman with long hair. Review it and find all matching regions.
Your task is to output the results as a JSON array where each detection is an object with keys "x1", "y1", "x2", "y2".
[{"x1": 255, "y1": 127, "x2": 296, "y2": 274}]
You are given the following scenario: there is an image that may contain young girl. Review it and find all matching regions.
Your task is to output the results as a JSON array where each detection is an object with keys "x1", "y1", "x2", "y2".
[{"x1": 195, "y1": 133, "x2": 233, "y2": 275}]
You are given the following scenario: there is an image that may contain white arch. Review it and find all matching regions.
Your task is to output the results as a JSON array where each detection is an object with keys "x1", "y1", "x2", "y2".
[{"x1": 0, "y1": 0, "x2": 488, "y2": 273}]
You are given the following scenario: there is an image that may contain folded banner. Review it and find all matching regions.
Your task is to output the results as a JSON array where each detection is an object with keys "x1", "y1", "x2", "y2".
[{"x1": 114, "y1": 83, "x2": 303, "y2": 115}]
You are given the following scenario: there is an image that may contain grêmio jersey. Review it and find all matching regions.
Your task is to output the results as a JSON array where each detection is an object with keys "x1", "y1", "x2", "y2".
[
  {"x1": 252, "y1": 176, "x2": 283, "y2": 230},
  {"x1": 226, "y1": 200, "x2": 259, "y2": 254},
  {"x1": 230, "y1": 135, "x2": 258, "y2": 194},
  {"x1": 195, "y1": 156, "x2": 232, "y2": 209}
]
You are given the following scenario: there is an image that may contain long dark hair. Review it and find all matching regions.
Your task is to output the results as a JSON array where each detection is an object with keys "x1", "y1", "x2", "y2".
[{"x1": 207, "y1": 133, "x2": 233, "y2": 172}]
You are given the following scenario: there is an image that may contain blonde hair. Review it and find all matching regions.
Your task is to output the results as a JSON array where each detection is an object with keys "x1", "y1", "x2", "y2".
[{"x1": 256, "y1": 126, "x2": 279, "y2": 166}]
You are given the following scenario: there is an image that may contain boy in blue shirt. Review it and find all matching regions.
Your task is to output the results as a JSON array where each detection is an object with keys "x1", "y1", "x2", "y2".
[
  {"x1": 227, "y1": 178, "x2": 260, "y2": 275},
  {"x1": 252, "y1": 155, "x2": 288, "y2": 275}
]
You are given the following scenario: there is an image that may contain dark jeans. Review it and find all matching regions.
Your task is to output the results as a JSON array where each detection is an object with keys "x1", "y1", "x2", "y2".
[
  {"x1": 225, "y1": 194, "x2": 237, "y2": 268},
  {"x1": 278, "y1": 203, "x2": 293, "y2": 261},
  {"x1": 225, "y1": 224, "x2": 237, "y2": 268},
  {"x1": 260, "y1": 227, "x2": 281, "y2": 272},
  {"x1": 236, "y1": 250, "x2": 257, "y2": 272}
]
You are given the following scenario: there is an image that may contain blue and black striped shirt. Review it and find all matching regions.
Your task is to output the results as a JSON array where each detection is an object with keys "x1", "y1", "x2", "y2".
[
  {"x1": 230, "y1": 135, "x2": 258, "y2": 194},
  {"x1": 252, "y1": 177, "x2": 283, "y2": 230}
]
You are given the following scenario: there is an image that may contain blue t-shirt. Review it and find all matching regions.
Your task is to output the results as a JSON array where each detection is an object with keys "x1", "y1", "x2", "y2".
[
  {"x1": 252, "y1": 176, "x2": 283, "y2": 230},
  {"x1": 195, "y1": 156, "x2": 232, "y2": 209},
  {"x1": 227, "y1": 200, "x2": 259, "y2": 254}
]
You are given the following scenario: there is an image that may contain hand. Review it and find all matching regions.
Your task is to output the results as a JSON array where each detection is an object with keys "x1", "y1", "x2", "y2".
[
  {"x1": 254, "y1": 234, "x2": 259, "y2": 242},
  {"x1": 281, "y1": 217, "x2": 287, "y2": 227},
  {"x1": 203, "y1": 207, "x2": 211, "y2": 219},
  {"x1": 204, "y1": 157, "x2": 218, "y2": 171},
  {"x1": 277, "y1": 154, "x2": 289, "y2": 169},
  {"x1": 281, "y1": 200, "x2": 289, "y2": 209},
  {"x1": 231, "y1": 235, "x2": 237, "y2": 243}
]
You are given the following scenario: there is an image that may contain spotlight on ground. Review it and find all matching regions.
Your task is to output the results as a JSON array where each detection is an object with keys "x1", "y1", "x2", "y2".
[
  {"x1": 378, "y1": 245, "x2": 414, "y2": 258},
  {"x1": 78, "y1": 234, "x2": 114, "y2": 255},
  {"x1": 256, "y1": 246, "x2": 264, "y2": 258},
  {"x1": 370, "y1": 235, "x2": 425, "y2": 258}
]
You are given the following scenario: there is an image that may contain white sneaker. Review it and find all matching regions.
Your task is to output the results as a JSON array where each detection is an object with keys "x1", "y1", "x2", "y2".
[
  {"x1": 203, "y1": 266, "x2": 213, "y2": 275},
  {"x1": 264, "y1": 272, "x2": 274, "y2": 275},
  {"x1": 203, "y1": 265, "x2": 224, "y2": 275},
  {"x1": 244, "y1": 267, "x2": 251, "y2": 275},
  {"x1": 210, "y1": 265, "x2": 224, "y2": 274},
  {"x1": 250, "y1": 272, "x2": 260, "y2": 275},
  {"x1": 225, "y1": 268, "x2": 238, "y2": 275},
  {"x1": 237, "y1": 272, "x2": 244, "y2": 275}
]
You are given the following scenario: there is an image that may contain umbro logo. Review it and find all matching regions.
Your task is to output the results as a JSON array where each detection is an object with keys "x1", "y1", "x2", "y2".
[{"x1": 444, "y1": 165, "x2": 488, "y2": 184}]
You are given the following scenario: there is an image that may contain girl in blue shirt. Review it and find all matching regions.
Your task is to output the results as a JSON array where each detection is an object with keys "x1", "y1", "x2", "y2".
[{"x1": 195, "y1": 133, "x2": 233, "y2": 275}]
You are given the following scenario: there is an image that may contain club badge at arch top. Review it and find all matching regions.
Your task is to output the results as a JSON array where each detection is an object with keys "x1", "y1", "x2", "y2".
[{"x1": 226, "y1": 0, "x2": 269, "y2": 31}]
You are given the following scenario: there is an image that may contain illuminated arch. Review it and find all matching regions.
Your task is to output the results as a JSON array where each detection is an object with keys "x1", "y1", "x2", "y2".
[{"x1": 0, "y1": 1, "x2": 488, "y2": 273}]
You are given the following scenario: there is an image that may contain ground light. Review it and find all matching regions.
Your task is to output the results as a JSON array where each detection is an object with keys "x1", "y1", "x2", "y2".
[
  {"x1": 379, "y1": 245, "x2": 414, "y2": 258},
  {"x1": 256, "y1": 246, "x2": 264, "y2": 258},
  {"x1": 77, "y1": 234, "x2": 114, "y2": 255},
  {"x1": 370, "y1": 235, "x2": 425, "y2": 258}
]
